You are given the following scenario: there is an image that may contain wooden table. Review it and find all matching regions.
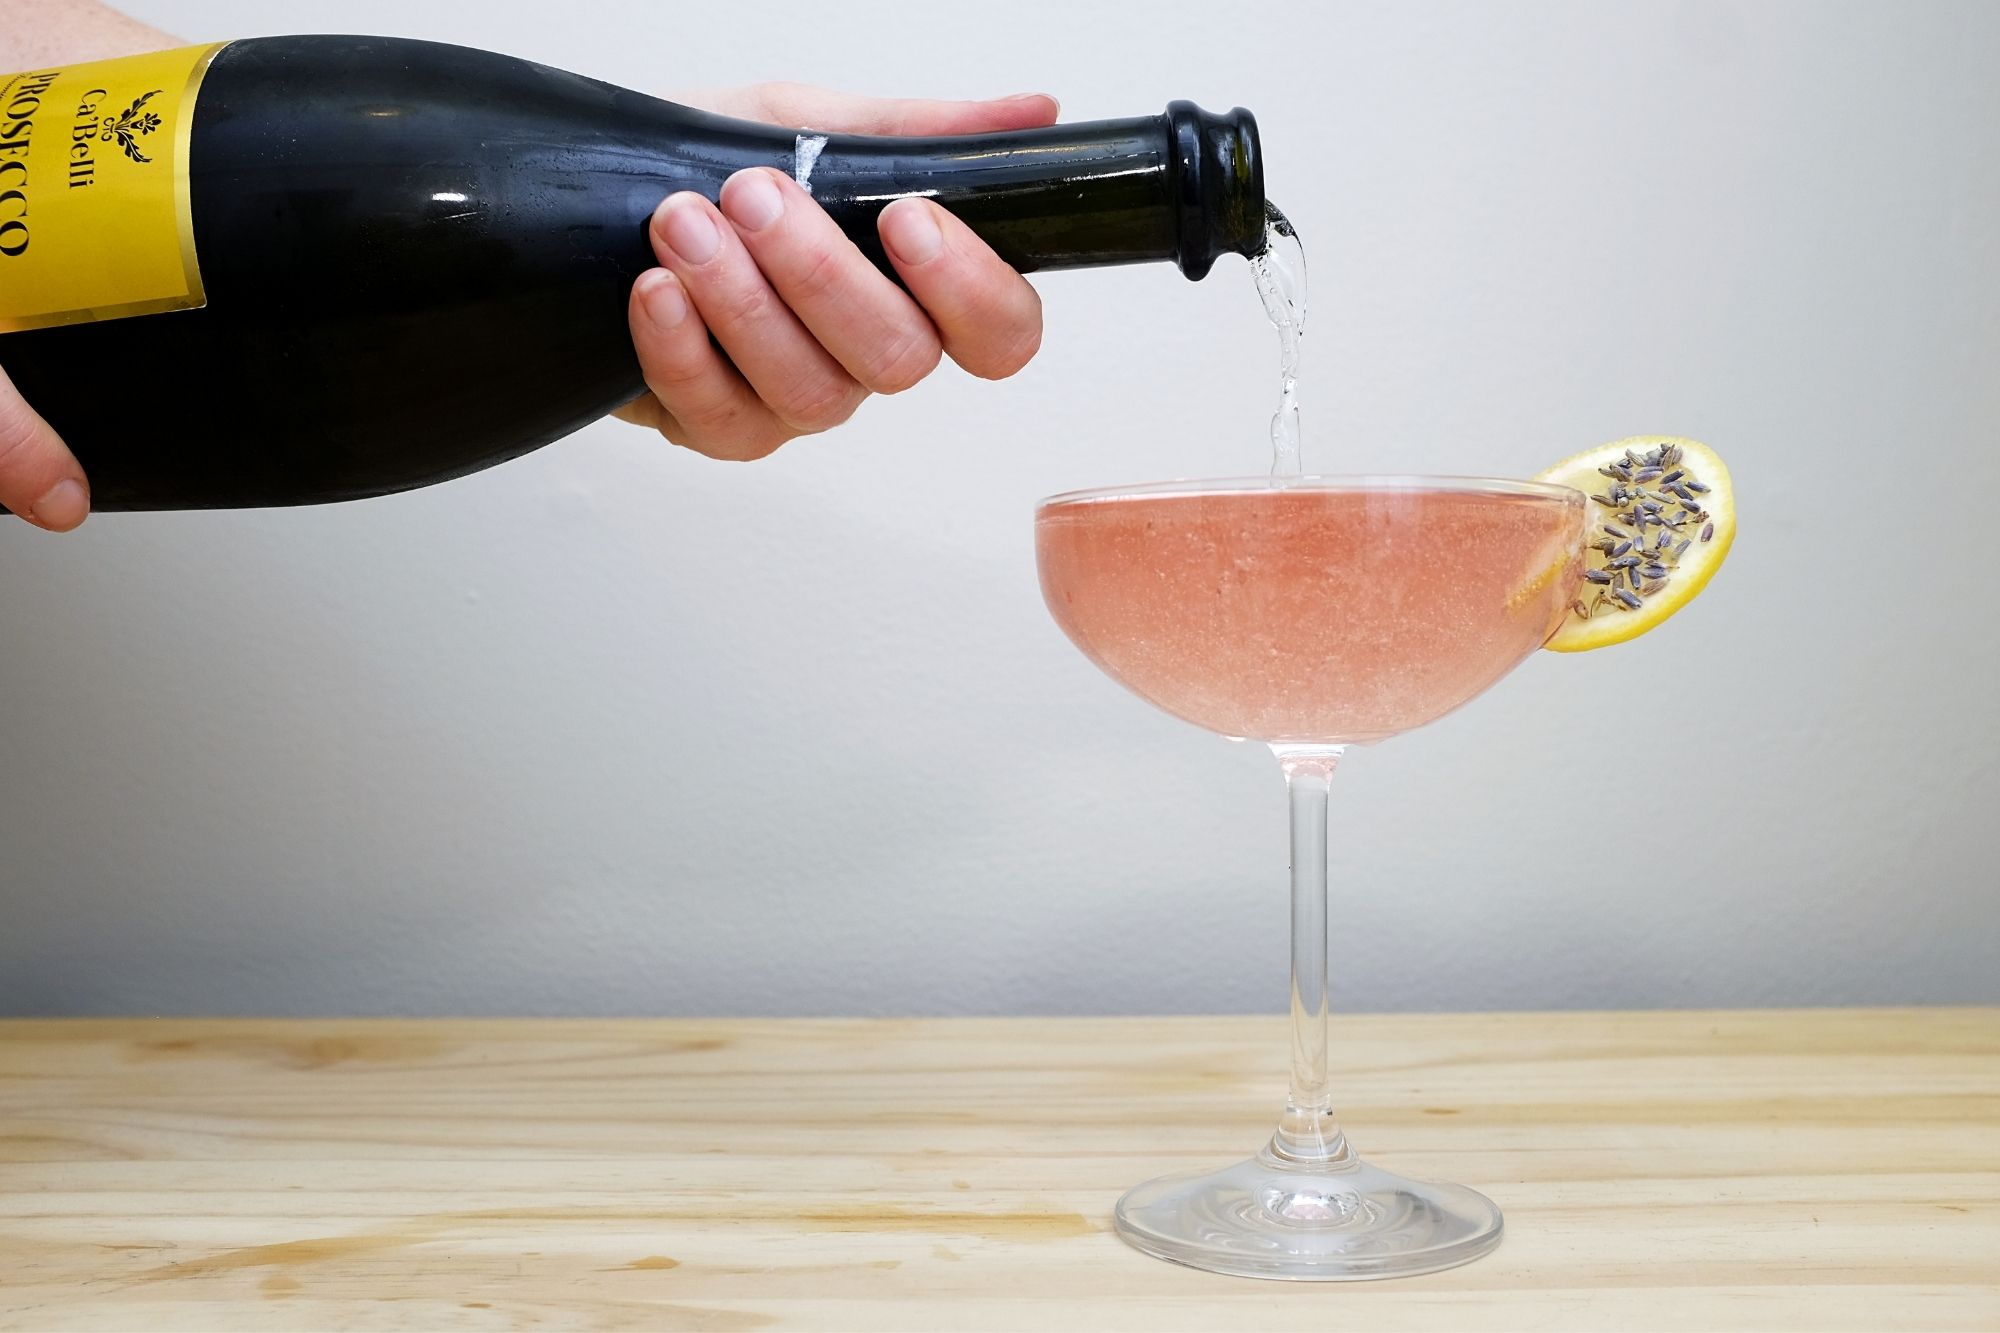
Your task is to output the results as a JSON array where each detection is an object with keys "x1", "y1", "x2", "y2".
[{"x1": 1, "y1": 1009, "x2": 1995, "y2": 1330}]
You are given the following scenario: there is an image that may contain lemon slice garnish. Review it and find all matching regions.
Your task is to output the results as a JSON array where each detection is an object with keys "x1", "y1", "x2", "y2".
[{"x1": 1537, "y1": 436, "x2": 1735, "y2": 652}]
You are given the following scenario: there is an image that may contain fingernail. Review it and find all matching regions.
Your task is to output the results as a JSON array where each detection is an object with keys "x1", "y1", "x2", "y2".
[
  {"x1": 881, "y1": 200, "x2": 943, "y2": 266},
  {"x1": 658, "y1": 195, "x2": 721, "y2": 264},
  {"x1": 638, "y1": 269, "x2": 688, "y2": 329},
  {"x1": 31, "y1": 479, "x2": 88, "y2": 532},
  {"x1": 723, "y1": 170, "x2": 785, "y2": 232}
]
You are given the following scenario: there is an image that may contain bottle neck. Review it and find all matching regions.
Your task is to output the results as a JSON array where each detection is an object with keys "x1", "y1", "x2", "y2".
[
  {"x1": 807, "y1": 116, "x2": 1178, "y2": 275},
  {"x1": 678, "y1": 103, "x2": 1265, "y2": 280}
]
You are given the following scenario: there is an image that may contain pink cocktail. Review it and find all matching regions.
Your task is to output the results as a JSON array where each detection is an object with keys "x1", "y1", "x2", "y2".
[
  {"x1": 1035, "y1": 476, "x2": 1586, "y2": 1280},
  {"x1": 1037, "y1": 480, "x2": 1584, "y2": 744}
]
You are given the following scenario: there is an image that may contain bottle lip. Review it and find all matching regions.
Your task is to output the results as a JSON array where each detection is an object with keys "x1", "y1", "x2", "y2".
[{"x1": 1166, "y1": 100, "x2": 1265, "y2": 280}]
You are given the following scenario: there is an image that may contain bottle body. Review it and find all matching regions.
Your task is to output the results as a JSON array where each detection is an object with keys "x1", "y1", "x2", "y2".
[{"x1": 0, "y1": 37, "x2": 1263, "y2": 511}]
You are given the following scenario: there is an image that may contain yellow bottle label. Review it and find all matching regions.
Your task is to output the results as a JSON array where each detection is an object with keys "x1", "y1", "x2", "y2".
[{"x1": 0, "y1": 42, "x2": 225, "y2": 333}]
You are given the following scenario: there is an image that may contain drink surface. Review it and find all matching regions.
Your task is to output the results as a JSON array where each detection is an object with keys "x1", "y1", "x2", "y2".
[{"x1": 1035, "y1": 483, "x2": 1586, "y2": 744}]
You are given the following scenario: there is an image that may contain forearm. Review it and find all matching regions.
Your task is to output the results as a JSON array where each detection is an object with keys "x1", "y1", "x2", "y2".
[{"x1": 0, "y1": 0, "x2": 179, "y2": 68}]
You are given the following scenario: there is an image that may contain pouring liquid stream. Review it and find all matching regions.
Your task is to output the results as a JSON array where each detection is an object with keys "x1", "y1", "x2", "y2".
[{"x1": 1251, "y1": 204, "x2": 1308, "y2": 477}]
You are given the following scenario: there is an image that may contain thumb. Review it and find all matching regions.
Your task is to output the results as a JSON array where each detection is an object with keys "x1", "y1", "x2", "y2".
[
  {"x1": 0, "y1": 365, "x2": 90, "y2": 532},
  {"x1": 722, "y1": 83, "x2": 1061, "y2": 137}
]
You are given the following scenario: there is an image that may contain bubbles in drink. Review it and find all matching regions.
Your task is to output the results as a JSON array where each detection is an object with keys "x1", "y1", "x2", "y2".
[{"x1": 1251, "y1": 203, "x2": 1307, "y2": 477}]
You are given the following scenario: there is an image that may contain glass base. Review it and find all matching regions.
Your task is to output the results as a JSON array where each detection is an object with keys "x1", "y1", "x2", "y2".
[{"x1": 1113, "y1": 1153, "x2": 1503, "y2": 1281}]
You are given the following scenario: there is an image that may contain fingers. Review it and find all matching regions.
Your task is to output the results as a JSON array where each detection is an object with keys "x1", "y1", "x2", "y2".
[
  {"x1": 879, "y1": 198, "x2": 1043, "y2": 380},
  {"x1": 624, "y1": 156, "x2": 1048, "y2": 459},
  {"x1": 720, "y1": 169, "x2": 941, "y2": 395},
  {"x1": 625, "y1": 268, "x2": 792, "y2": 461},
  {"x1": 702, "y1": 82, "x2": 1060, "y2": 136},
  {"x1": 648, "y1": 191, "x2": 868, "y2": 437},
  {"x1": 0, "y1": 364, "x2": 89, "y2": 531}
]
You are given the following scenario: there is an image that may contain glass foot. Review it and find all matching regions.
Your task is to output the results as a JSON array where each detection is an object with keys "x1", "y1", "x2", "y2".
[{"x1": 1113, "y1": 1153, "x2": 1503, "y2": 1281}]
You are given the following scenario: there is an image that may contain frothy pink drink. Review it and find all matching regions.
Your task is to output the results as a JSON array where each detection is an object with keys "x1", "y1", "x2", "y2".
[{"x1": 1036, "y1": 481, "x2": 1586, "y2": 744}]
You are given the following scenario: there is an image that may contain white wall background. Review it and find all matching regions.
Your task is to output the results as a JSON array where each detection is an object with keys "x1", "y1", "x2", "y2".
[{"x1": 1, "y1": 0, "x2": 1995, "y2": 1017}]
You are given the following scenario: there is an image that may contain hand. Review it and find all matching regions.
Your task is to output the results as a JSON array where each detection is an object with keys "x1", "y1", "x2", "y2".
[
  {"x1": 615, "y1": 83, "x2": 1058, "y2": 460},
  {"x1": 0, "y1": 363, "x2": 89, "y2": 531}
]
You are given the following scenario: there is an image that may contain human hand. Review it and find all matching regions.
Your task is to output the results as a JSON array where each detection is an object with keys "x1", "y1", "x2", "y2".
[
  {"x1": 615, "y1": 84, "x2": 1058, "y2": 460},
  {"x1": 0, "y1": 363, "x2": 89, "y2": 531}
]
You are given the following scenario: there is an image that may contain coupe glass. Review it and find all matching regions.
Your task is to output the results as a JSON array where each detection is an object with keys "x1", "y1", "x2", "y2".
[{"x1": 1034, "y1": 475, "x2": 1587, "y2": 1280}]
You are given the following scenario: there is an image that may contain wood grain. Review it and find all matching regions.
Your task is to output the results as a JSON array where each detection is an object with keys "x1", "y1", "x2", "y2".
[{"x1": 1, "y1": 1009, "x2": 1995, "y2": 1330}]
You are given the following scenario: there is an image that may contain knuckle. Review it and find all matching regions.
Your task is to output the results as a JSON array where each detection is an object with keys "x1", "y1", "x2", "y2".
[
  {"x1": 787, "y1": 244, "x2": 848, "y2": 306},
  {"x1": 683, "y1": 399, "x2": 764, "y2": 448},
  {"x1": 861, "y1": 324, "x2": 942, "y2": 395},
  {"x1": 713, "y1": 279, "x2": 777, "y2": 331},
  {"x1": 777, "y1": 377, "x2": 863, "y2": 434},
  {"x1": 687, "y1": 387, "x2": 758, "y2": 434},
  {"x1": 931, "y1": 271, "x2": 1043, "y2": 379},
  {"x1": 639, "y1": 348, "x2": 715, "y2": 400},
  {"x1": 967, "y1": 319, "x2": 1043, "y2": 381},
  {"x1": 0, "y1": 424, "x2": 28, "y2": 476},
  {"x1": 639, "y1": 353, "x2": 743, "y2": 432},
  {"x1": 0, "y1": 400, "x2": 47, "y2": 477}
]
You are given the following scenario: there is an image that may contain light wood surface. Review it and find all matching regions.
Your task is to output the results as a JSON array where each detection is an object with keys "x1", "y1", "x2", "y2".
[{"x1": 1, "y1": 1009, "x2": 1995, "y2": 1330}]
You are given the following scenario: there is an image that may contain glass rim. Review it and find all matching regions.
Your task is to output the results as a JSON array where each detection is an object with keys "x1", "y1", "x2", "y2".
[{"x1": 1037, "y1": 474, "x2": 1584, "y2": 510}]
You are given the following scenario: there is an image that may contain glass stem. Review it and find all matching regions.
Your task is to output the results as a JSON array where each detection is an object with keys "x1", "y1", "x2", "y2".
[{"x1": 1267, "y1": 744, "x2": 1352, "y2": 1170}]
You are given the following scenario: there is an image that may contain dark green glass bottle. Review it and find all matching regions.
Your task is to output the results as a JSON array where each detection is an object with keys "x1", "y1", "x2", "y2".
[{"x1": 0, "y1": 36, "x2": 1263, "y2": 511}]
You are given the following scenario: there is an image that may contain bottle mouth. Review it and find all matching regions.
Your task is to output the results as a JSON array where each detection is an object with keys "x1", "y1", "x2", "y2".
[{"x1": 1166, "y1": 101, "x2": 1265, "y2": 280}]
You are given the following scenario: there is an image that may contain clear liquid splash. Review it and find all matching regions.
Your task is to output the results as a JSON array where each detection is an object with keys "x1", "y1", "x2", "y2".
[{"x1": 1251, "y1": 203, "x2": 1307, "y2": 477}]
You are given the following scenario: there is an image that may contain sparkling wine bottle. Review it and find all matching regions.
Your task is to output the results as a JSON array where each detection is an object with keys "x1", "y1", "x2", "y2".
[{"x1": 0, "y1": 37, "x2": 1263, "y2": 510}]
